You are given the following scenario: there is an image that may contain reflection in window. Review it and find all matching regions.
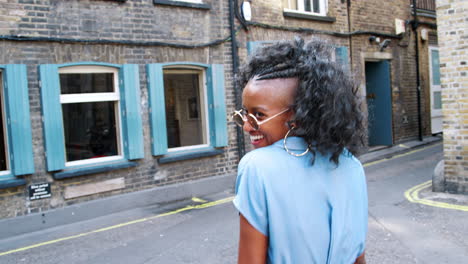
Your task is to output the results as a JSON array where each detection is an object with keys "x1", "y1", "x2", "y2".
[
  {"x1": 0, "y1": 72, "x2": 7, "y2": 171},
  {"x1": 433, "y1": 91, "x2": 442, "y2": 110},
  {"x1": 431, "y1": 50, "x2": 441, "y2": 86},
  {"x1": 60, "y1": 73, "x2": 114, "y2": 94},
  {"x1": 59, "y1": 69, "x2": 121, "y2": 163},
  {"x1": 164, "y1": 69, "x2": 207, "y2": 149}
]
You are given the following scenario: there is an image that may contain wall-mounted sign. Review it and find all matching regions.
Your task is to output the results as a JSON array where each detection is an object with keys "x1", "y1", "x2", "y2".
[
  {"x1": 395, "y1": 18, "x2": 406, "y2": 35},
  {"x1": 29, "y1": 183, "x2": 51, "y2": 200}
]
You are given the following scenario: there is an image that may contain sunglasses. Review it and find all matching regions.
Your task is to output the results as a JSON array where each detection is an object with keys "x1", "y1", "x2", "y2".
[{"x1": 231, "y1": 108, "x2": 290, "y2": 131}]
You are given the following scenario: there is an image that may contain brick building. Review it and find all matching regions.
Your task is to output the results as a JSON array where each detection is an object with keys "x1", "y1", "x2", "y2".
[
  {"x1": 436, "y1": 0, "x2": 467, "y2": 193},
  {"x1": 0, "y1": 0, "x2": 439, "y2": 227},
  {"x1": 0, "y1": 0, "x2": 239, "y2": 227},
  {"x1": 238, "y1": 0, "x2": 438, "y2": 146}
]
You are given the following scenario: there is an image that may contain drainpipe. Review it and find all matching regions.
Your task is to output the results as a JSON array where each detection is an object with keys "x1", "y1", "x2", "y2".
[
  {"x1": 412, "y1": 0, "x2": 423, "y2": 141},
  {"x1": 346, "y1": 0, "x2": 353, "y2": 67},
  {"x1": 228, "y1": 0, "x2": 246, "y2": 158}
]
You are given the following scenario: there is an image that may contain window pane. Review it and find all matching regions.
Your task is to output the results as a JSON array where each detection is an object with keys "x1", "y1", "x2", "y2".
[
  {"x1": 313, "y1": 0, "x2": 320, "y2": 13},
  {"x1": 433, "y1": 91, "x2": 442, "y2": 110},
  {"x1": 60, "y1": 73, "x2": 114, "y2": 94},
  {"x1": 164, "y1": 72, "x2": 206, "y2": 148},
  {"x1": 304, "y1": 0, "x2": 311, "y2": 11},
  {"x1": 431, "y1": 50, "x2": 441, "y2": 85},
  {"x1": 0, "y1": 73, "x2": 7, "y2": 171},
  {"x1": 62, "y1": 102, "x2": 118, "y2": 162}
]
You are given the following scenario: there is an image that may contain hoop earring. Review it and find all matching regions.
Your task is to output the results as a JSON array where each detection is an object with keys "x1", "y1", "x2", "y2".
[{"x1": 283, "y1": 127, "x2": 309, "y2": 157}]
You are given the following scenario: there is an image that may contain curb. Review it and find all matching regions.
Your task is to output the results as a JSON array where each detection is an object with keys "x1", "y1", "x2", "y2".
[
  {"x1": 0, "y1": 173, "x2": 236, "y2": 240},
  {"x1": 358, "y1": 136, "x2": 442, "y2": 165}
]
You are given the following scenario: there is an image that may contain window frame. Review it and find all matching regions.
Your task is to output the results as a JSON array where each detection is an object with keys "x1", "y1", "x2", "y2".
[
  {"x1": 58, "y1": 66, "x2": 124, "y2": 167},
  {"x1": 0, "y1": 73, "x2": 10, "y2": 176},
  {"x1": 284, "y1": 0, "x2": 328, "y2": 16},
  {"x1": 163, "y1": 67, "x2": 211, "y2": 152},
  {"x1": 146, "y1": 62, "x2": 227, "y2": 161},
  {"x1": 0, "y1": 64, "x2": 34, "y2": 188},
  {"x1": 39, "y1": 62, "x2": 143, "y2": 176}
]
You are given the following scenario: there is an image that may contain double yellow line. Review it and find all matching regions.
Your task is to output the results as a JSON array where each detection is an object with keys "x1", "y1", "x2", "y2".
[
  {"x1": 0, "y1": 196, "x2": 234, "y2": 257},
  {"x1": 404, "y1": 180, "x2": 468, "y2": 212},
  {"x1": 3, "y1": 142, "x2": 463, "y2": 257}
]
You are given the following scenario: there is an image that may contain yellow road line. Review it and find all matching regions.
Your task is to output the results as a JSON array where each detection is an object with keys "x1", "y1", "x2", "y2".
[
  {"x1": 404, "y1": 181, "x2": 468, "y2": 212},
  {"x1": 0, "y1": 142, "x2": 443, "y2": 256},
  {"x1": 191, "y1": 197, "x2": 208, "y2": 203},
  {"x1": 363, "y1": 142, "x2": 441, "y2": 167},
  {"x1": 0, "y1": 196, "x2": 234, "y2": 257}
]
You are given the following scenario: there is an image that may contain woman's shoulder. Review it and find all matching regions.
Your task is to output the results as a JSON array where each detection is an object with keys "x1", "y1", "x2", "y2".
[{"x1": 238, "y1": 145, "x2": 286, "y2": 171}]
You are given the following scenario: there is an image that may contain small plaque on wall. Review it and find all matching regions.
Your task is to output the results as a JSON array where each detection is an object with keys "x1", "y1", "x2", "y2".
[{"x1": 29, "y1": 183, "x2": 52, "y2": 200}]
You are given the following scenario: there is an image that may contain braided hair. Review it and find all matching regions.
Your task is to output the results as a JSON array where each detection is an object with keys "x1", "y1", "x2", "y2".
[{"x1": 237, "y1": 37, "x2": 364, "y2": 165}]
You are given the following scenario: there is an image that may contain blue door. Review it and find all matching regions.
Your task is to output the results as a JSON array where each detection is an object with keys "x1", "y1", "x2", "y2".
[{"x1": 365, "y1": 61, "x2": 392, "y2": 146}]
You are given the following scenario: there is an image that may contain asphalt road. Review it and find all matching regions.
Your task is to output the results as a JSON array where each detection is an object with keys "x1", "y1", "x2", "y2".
[{"x1": 1, "y1": 143, "x2": 467, "y2": 263}]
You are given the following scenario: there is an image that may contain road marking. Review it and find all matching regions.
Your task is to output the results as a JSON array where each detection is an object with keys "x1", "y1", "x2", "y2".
[
  {"x1": 0, "y1": 196, "x2": 234, "y2": 257},
  {"x1": 0, "y1": 142, "x2": 443, "y2": 256},
  {"x1": 404, "y1": 180, "x2": 468, "y2": 212},
  {"x1": 191, "y1": 197, "x2": 208, "y2": 203},
  {"x1": 363, "y1": 142, "x2": 441, "y2": 168}
]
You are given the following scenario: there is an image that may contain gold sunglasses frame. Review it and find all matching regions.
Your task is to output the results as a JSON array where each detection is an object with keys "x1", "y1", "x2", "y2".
[{"x1": 231, "y1": 108, "x2": 290, "y2": 131}]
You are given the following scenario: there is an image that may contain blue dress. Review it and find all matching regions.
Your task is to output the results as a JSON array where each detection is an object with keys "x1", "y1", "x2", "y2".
[{"x1": 233, "y1": 137, "x2": 367, "y2": 264}]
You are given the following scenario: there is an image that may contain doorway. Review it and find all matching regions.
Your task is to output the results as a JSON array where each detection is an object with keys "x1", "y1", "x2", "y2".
[{"x1": 365, "y1": 60, "x2": 393, "y2": 146}]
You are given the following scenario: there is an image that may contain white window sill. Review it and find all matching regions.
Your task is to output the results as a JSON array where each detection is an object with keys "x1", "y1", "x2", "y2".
[
  {"x1": 159, "y1": 147, "x2": 224, "y2": 164},
  {"x1": 153, "y1": 0, "x2": 211, "y2": 10},
  {"x1": 54, "y1": 159, "x2": 137, "y2": 180},
  {"x1": 283, "y1": 9, "x2": 335, "y2": 23}
]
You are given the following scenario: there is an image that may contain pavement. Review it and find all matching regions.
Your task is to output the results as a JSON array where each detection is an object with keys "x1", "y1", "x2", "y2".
[
  {"x1": 0, "y1": 133, "x2": 460, "y2": 241},
  {"x1": 360, "y1": 134, "x2": 468, "y2": 209},
  {"x1": 1, "y1": 135, "x2": 468, "y2": 263}
]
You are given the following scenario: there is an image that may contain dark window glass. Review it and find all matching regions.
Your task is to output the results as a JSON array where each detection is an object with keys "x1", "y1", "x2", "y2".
[
  {"x1": 0, "y1": 73, "x2": 7, "y2": 170},
  {"x1": 60, "y1": 73, "x2": 114, "y2": 94},
  {"x1": 164, "y1": 72, "x2": 205, "y2": 148},
  {"x1": 313, "y1": 0, "x2": 320, "y2": 13},
  {"x1": 62, "y1": 102, "x2": 118, "y2": 162},
  {"x1": 304, "y1": 0, "x2": 311, "y2": 12}
]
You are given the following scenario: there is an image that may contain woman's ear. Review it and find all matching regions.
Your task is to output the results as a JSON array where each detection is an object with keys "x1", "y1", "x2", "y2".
[{"x1": 287, "y1": 120, "x2": 296, "y2": 129}]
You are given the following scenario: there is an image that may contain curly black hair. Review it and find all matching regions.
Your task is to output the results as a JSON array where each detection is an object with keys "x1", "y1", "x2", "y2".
[{"x1": 237, "y1": 37, "x2": 364, "y2": 165}]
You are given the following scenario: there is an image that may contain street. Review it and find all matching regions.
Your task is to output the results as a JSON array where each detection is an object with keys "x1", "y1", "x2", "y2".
[{"x1": 1, "y1": 143, "x2": 467, "y2": 263}]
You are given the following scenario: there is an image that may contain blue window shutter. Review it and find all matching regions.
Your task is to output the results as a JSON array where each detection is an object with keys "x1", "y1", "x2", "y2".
[
  {"x1": 4, "y1": 65, "x2": 34, "y2": 175},
  {"x1": 335, "y1": 46, "x2": 349, "y2": 71},
  {"x1": 210, "y1": 64, "x2": 228, "y2": 147},
  {"x1": 146, "y1": 64, "x2": 168, "y2": 156},
  {"x1": 119, "y1": 64, "x2": 144, "y2": 160},
  {"x1": 39, "y1": 64, "x2": 65, "y2": 171}
]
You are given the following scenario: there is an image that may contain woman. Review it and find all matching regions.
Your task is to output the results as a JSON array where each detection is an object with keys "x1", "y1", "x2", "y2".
[{"x1": 232, "y1": 38, "x2": 367, "y2": 264}]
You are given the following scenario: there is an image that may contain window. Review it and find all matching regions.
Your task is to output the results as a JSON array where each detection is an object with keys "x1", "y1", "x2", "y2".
[
  {"x1": 59, "y1": 66, "x2": 121, "y2": 165},
  {"x1": 147, "y1": 63, "x2": 227, "y2": 159},
  {"x1": 163, "y1": 68, "x2": 208, "y2": 150},
  {"x1": 0, "y1": 72, "x2": 8, "y2": 173},
  {"x1": 40, "y1": 62, "x2": 143, "y2": 174},
  {"x1": 283, "y1": 0, "x2": 328, "y2": 16},
  {"x1": 0, "y1": 65, "x2": 34, "y2": 188}
]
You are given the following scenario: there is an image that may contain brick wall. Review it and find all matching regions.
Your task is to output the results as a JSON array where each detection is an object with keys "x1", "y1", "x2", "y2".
[
  {"x1": 0, "y1": 0, "x2": 240, "y2": 219},
  {"x1": 241, "y1": 0, "x2": 432, "y2": 146},
  {"x1": 436, "y1": 0, "x2": 468, "y2": 193}
]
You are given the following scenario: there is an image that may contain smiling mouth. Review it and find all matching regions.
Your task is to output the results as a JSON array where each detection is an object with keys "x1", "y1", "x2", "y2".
[{"x1": 250, "y1": 134, "x2": 264, "y2": 143}]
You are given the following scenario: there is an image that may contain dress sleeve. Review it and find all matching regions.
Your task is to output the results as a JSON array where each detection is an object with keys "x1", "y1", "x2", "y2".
[{"x1": 233, "y1": 155, "x2": 269, "y2": 236}]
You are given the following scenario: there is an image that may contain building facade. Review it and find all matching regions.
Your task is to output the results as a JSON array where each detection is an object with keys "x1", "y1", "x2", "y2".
[
  {"x1": 0, "y1": 0, "x2": 438, "y2": 224},
  {"x1": 436, "y1": 0, "x2": 468, "y2": 193},
  {"x1": 0, "y1": 0, "x2": 239, "y2": 222}
]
